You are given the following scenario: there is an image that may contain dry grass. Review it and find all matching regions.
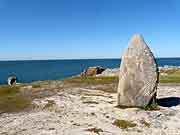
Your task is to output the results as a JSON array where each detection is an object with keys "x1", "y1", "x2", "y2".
[
  {"x1": 0, "y1": 86, "x2": 19, "y2": 96},
  {"x1": 32, "y1": 83, "x2": 41, "y2": 88},
  {"x1": 143, "y1": 103, "x2": 160, "y2": 111},
  {"x1": 160, "y1": 75, "x2": 180, "y2": 83},
  {"x1": 0, "y1": 85, "x2": 32, "y2": 113},
  {"x1": 64, "y1": 72, "x2": 180, "y2": 86}
]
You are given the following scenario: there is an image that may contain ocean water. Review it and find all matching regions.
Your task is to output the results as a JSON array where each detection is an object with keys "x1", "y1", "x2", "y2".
[{"x1": 0, "y1": 58, "x2": 180, "y2": 85}]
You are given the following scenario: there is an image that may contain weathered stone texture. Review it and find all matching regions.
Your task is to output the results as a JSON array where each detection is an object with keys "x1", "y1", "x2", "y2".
[{"x1": 117, "y1": 34, "x2": 158, "y2": 107}]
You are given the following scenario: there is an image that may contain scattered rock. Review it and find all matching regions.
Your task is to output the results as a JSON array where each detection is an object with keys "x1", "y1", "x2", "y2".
[
  {"x1": 117, "y1": 34, "x2": 159, "y2": 107},
  {"x1": 80, "y1": 66, "x2": 106, "y2": 77}
]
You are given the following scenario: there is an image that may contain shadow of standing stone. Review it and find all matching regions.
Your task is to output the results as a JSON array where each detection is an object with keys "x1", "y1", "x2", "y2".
[{"x1": 157, "y1": 97, "x2": 180, "y2": 107}]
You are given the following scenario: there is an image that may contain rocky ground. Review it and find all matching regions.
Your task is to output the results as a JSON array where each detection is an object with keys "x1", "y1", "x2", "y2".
[{"x1": 0, "y1": 80, "x2": 180, "y2": 135}]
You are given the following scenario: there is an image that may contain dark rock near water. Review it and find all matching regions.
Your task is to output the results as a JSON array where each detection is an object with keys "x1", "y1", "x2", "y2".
[
  {"x1": 117, "y1": 34, "x2": 159, "y2": 107},
  {"x1": 8, "y1": 76, "x2": 17, "y2": 86},
  {"x1": 96, "y1": 68, "x2": 119, "y2": 77},
  {"x1": 80, "y1": 66, "x2": 106, "y2": 77}
]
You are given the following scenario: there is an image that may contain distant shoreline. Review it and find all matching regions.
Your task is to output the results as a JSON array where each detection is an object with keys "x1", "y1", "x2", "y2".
[
  {"x1": 1, "y1": 65, "x2": 180, "y2": 86},
  {"x1": 1, "y1": 57, "x2": 180, "y2": 62},
  {"x1": 0, "y1": 58, "x2": 180, "y2": 85}
]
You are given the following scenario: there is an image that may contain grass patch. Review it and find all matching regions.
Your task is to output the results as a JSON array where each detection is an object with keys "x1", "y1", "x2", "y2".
[
  {"x1": 64, "y1": 74, "x2": 180, "y2": 85},
  {"x1": 0, "y1": 85, "x2": 32, "y2": 113},
  {"x1": 143, "y1": 103, "x2": 160, "y2": 111},
  {"x1": 160, "y1": 68, "x2": 180, "y2": 74},
  {"x1": 112, "y1": 119, "x2": 137, "y2": 129},
  {"x1": 64, "y1": 69, "x2": 180, "y2": 84},
  {"x1": 160, "y1": 75, "x2": 180, "y2": 83},
  {"x1": 0, "y1": 86, "x2": 19, "y2": 96},
  {"x1": 32, "y1": 83, "x2": 41, "y2": 88},
  {"x1": 160, "y1": 69, "x2": 180, "y2": 83},
  {"x1": 66, "y1": 70, "x2": 180, "y2": 84},
  {"x1": 0, "y1": 95, "x2": 32, "y2": 113}
]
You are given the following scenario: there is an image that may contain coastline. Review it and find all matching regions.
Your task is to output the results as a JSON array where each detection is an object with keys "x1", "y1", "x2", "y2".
[
  {"x1": 0, "y1": 71, "x2": 180, "y2": 134},
  {"x1": 0, "y1": 65, "x2": 180, "y2": 134},
  {"x1": 1, "y1": 58, "x2": 180, "y2": 85},
  {"x1": 1, "y1": 65, "x2": 180, "y2": 86}
]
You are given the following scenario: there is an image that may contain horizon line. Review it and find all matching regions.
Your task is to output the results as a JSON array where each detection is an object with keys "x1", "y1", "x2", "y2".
[{"x1": 0, "y1": 57, "x2": 180, "y2": 61}]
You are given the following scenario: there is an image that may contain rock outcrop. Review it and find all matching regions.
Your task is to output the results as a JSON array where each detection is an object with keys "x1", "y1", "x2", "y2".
[
  {"x1": 8, "y1": 76, "x2": 17, "y2": 86},
  {"x1": 96, "y1": 68, "x2": 119, "y2": 77},
  {"x1": 117, "y1": 34, "x2": 158, "y2": 107},
  {"x1": 80, "y1": 66, "x2": 106, "y2": 77}
]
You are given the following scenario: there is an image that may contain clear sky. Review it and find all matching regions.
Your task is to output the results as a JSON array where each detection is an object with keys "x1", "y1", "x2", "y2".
[{"x1": 0, "y1": 0, "x2": 179, "y2": 60}]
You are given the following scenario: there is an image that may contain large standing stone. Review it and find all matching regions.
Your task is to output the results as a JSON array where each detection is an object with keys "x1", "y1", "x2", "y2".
[{"x1": 117, "y1": 34, "x2": 158, "y2": 107}]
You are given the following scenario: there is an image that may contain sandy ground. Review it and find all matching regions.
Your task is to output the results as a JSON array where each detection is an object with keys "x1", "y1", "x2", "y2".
[{"x1": 0, "y1": 84, "x2": 180, "y2": 135}]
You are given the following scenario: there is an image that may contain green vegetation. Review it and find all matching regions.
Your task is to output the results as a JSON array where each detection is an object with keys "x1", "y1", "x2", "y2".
[
  {"x1": 143, "y1": 103, "x2": 160, "y2": 111},
  {"x1": 160, "y1": 69, "x2": 180, "y2": 83},
  {"x1": 64, "y1": 70, "x2": 180, "y2": 85},
  {"x1": 0, "y1": 86, "x2": 19, "y2": 96},
  {"x1": 160, "y1": 75, "x2": 180, "y2": 83},
  {"x1": 32, "y1": 83, "x2": 41, "y2": 88},
  {"x1": 112, "y1": 119, "x2": 137, "y2": 129},
  {"x1": 0, "y1": 85, "x2": 32, "y2": 113}
]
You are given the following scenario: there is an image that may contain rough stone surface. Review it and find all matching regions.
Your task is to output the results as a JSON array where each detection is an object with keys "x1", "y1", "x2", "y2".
[{"x1": 117, "y1": 34, "x2": 158, "y2": 107}]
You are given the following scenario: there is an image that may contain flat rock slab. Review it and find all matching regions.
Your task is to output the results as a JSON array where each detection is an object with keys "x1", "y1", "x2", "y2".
[{"x1": 117, "y1": 34, "x2": 158, "y2": 107}]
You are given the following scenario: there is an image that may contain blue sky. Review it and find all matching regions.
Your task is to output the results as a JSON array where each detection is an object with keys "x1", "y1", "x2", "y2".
[{"x1": 0, "y1": 0, "x2": 179, "y2": 60}]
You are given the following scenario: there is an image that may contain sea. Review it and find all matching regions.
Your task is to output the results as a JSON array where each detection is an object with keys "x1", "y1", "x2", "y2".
[{"x1": 0, "y1": 58, "x2": 180, "y2": 85}]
